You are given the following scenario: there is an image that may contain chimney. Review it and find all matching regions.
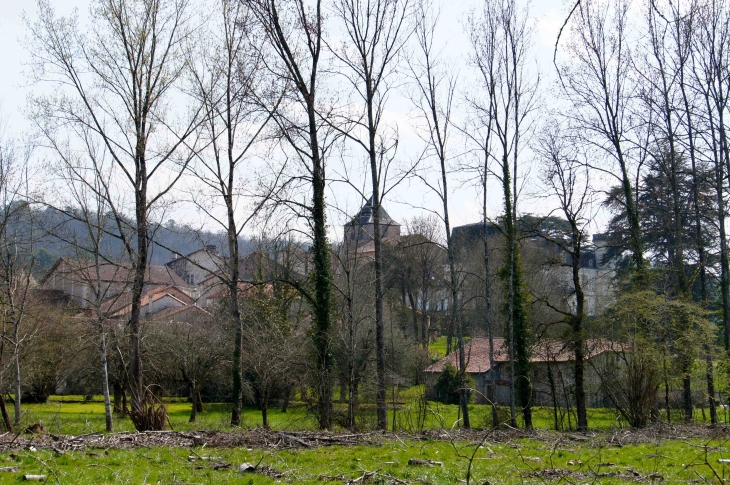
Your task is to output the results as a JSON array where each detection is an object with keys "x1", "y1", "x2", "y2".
[
  {"x1": 206, "y1": 245, "x2": 217, "y2": 254},
  {"x1": 172, "y1": 252, "x2": 179, "y2": 260}
]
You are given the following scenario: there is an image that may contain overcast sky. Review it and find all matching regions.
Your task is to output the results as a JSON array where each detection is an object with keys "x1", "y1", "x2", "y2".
[{"x1": 0, "y1": 0, "x2": 598, "y2": 239}]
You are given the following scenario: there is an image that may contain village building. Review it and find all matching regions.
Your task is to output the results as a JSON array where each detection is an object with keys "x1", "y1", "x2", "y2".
[
  {"x1": 424, "y1": 337, "x2": 622, "y2": 408},
  {"x1": 344, "y1": 197, "x2": 402, "y2": 263},
  {"x1": 41, "y1": 257, "x2": 187, "y2": 310},
  {"x1": 97, "y1": 285, "x2": 196, "y2": 319},
  {"x1": 165, "y1": 245, "x2": 225, "y2": 285},
  {"x1": 451, "y1": 220, "x2": 616, "y2": 317}
]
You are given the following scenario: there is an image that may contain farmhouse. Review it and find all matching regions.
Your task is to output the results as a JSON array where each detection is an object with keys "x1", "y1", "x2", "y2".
[
  {"x1": 41, "y1": 257, "x2": 187, "y2": 310},
  {"x1": 166, "y1": 245, "x2": 225, "y2": 285},
  {"x1": 424, "y1": 338, "x2": 622, "y2": 408}
]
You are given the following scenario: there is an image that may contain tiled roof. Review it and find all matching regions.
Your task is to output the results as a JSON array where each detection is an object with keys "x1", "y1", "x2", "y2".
[
  {"x1": 100, "y1": 285, "x2": 194, "y2": 317},
  {"x1": 150, "y1": 305, "x2": 211, "y2": 322},
  {"x1": 424, "y1": 338, "x2": 621, "y2": 374},
  {"x1": 43, "y1": 258, "x2": 187, "y2": 287}
]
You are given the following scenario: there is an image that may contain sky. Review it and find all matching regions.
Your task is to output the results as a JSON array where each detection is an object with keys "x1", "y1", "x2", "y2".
[{"x1": 0, "y1": 0, "x2": 589, "y2": 240}]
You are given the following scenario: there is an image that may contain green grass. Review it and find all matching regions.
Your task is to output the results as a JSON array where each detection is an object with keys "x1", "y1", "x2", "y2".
[
  {"x1": 428, "y1": 336, "x2": 469, "y2": 359},
  {"x1": 0, "y1": 435, "x2": 728, "y2": 483},
  {"x1": 18, "y1": 397, "x2": 318, "y2": 435},
  {"x1": 4, "y1": 395, "x2": 730, "y2": 483},
  {"x1": 15, "y1": 394, "x2": 729, "y2": 435}
]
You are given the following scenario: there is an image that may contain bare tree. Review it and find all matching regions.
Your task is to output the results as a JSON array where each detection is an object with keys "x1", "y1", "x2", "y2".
[
  {"x1": 399, "y1": 216, "x2": 443, "y2": 347},
  {"x1": 332, "y1": 217, "x2": 374, "y2": 429},
  {"x1": 536, "y1": 126, "x2": 594, "y2": 432},
  {"x1": 29, "y1": 0, "x2": 201, "y2": 427},
  {"x1": 150, "y1": 312, "x2": 229, "y2": 423},
  {"x1": 407, "y1": 2, "x2": 470, "y2": 428},
  {"x1": 469, "y1": 0, "x2": 539, "y2": 429},
  {"x1": 639, "y1": 0, "x2": 696, "y2": 421},
  {"x1": 330, "y1": 0, "x2": 412, "y2": 430},
  {"x1": 463, "y1": 6, "x2": 500, "y2": 429},
  {"x1": 0, "y1": 126, "x2": 34, "y2": 429},
  {"x1": 185, "y1": 0, "x2": 277, "y2": 427},
  {"x1": 248, "y1": 0, "x2": 337, "y2": 429},
  {"x1": 559, "y1": 0, "x2": 645, "y2": 280},
  {"x1": 240, "y1": 284, "x2": 303, "y2": 428},
  {"x1": 668, "y1": 0, "x2": 719, "y2": 424},
  {"x1": 43, "y1": 168, "x2": 128, "y2": 432},
  {"x1": 692, "y1": 0, "x2": 730, "y2": 361}
]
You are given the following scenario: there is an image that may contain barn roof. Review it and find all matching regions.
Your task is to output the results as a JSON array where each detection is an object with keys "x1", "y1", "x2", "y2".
[{"x1": 424, "y1": 338, "x2": 622, "y2": 374}]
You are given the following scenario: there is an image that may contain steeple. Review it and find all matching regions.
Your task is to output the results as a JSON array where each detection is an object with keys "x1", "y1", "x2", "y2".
[{"x1": 344, "y1": 197, "x2": 401, "y2": 242}]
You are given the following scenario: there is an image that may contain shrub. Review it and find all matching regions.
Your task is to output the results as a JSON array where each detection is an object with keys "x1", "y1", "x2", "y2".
[{"x1": 434, "y1": 363, "x2": 474, "y2": 405}]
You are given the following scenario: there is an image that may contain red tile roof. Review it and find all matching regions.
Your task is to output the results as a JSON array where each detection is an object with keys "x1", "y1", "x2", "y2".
[
  {"x1": 100, "y1": 285, "x2": 194, "y2": 317},
  {"x1": 150, "y1": 305, "x2": 211, "y2": 322},
  {"x1": 424, "y1": 338, "x2": 621, "y2": 374}
]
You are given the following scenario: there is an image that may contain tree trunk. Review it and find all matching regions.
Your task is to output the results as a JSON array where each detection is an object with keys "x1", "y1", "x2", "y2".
[
  {"x1": 705, "y1": 353, "x2": 718, "y2": 424},
  {"x1": 370, "y1": 157, "x2": 387, "y2": 431},
  {"x1": 570, "y1": 229, "x2": 587, "y2": 432},
  {"x1": 281, "y1": 384, "x2": 291, "y2": 413},
  {"x1": 664, "y1": 361, "x2": 671, "y2": 423},
  {"x1": 348, "y1": 359, "x2": 356, "y2": 429},
  {"x1": 547, "y1": 360, "x2": 559, "y2": 430},
  {"x1": 440, "y1": 155, "x2": 470, "y2": 429},
  {"x1": 189, "y1": 383, "x2": 197, "y2": 423},
  {"x1": 99, "y1": 328, "x2": 113, "y2": 432},
  {"x1": 261, "y1": 396, "x2": 269, "y2": 429},
  {"x1": 0, "y1": 395, "x2": 12, "y2": 433},
  {"x1": 13, "y1": 342, "x2": 20, "y2": 428},
  {"x1": 683, "y1": 376, "x2": 692, "y2": 422},
  {"x1": 501, "y1": 150, "x2": 531, "y2": 429},
  {"x1": 573, "y1": 331, "x2": 587, "y2": 432},
  {"x1": 310, "y1": 101, "x2": 333, "y2": 430},
  {"x1": 369, "y1": 195, "x2": 387, "y2": 430},
  {"x1": 482, "y1": 155, "x2": 498, "y2": 429},
  {"x1": 129, "y1": 168, "x2": 149, "y2": 415},
  {"x1": 113, "y1": 382, "x2": 123, "y2": 414}
]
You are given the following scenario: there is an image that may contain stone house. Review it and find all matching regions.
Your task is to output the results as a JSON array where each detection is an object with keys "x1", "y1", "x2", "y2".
[
  {"x1": 98, "y1": 285, "x2": 196, "y2": 319},
  {"x1": 166, "y1": 245, "x2": 225, "y2": 285},
  {"x1": 41, "y1": 257, "x2": 187, "y2": 310},
  {"x1": 424, "y1": 337, "x2": 622, "y2": 408}
]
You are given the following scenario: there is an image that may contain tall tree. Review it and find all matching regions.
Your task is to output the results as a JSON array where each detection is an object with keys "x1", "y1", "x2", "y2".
[
  {"x1": 470, "y1": 0, "x2": 538, "y2": 429},
  {"x1": 331, "y1": 0, "x2": 412, "y2": 429},
  {"x1": 44, "y1": 168, "x2": 126, "y2": 433},
  {"x1": 661, "y1": 0, "x2": 720, "y2": 424},
  {"x1": 692, "y1": 0, "x2": 730, "y2": 356},
  {"x1": 537, "y1": 126, "x2": 594, "y2": 432},
  {"x1": 465, "y1": 7, "x2": 499, "y2": 429},
  {"x1": 186, "y1": 0, "x2": 276, "y2": 427},
  {"x1": 0, "y1": 127, "x2": 34, "y2": 429},
  {"x1": 249, "y1": 0, "x2": 336, "y2": 429},
  {"x1": 30, "y1": 0, "x2": 200, "y2": 426},
  {"x1": 332, "y1": 226, "x2": 374, "y2": 428},
  {"x1": 408, "y1": 1, "x2": 470, "y2": 428}
]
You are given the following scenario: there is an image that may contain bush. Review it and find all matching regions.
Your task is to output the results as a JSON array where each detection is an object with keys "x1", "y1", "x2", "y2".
[{"x1": 434, "y1": 363, "x2": 474, "y2": 405}]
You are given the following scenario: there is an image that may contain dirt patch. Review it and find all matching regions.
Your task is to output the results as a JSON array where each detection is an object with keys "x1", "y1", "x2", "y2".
[
  {"x1": 0, "y1": 424, "x2": 727, "y2": 452},
  {"x1": 0, "y1": 428, "x2": 383, "y2": 452},
  {"x1": 526, "y1": 467, "x2": 663, "y2": 482}
]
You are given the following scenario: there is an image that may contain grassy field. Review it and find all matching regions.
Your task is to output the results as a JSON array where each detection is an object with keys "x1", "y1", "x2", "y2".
[
  {"x1": 0, "y1": 433, "x2": 729, "y2": 483},
  {"x1": 0, "y1": 396, "x2": 727, "y2": 483},
  {"x1": 14, "y1": 393, "x2": 729, "y2": 435},
  {"x1": 16, "y1": 395, "x2": 624, "y2": 435}
]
